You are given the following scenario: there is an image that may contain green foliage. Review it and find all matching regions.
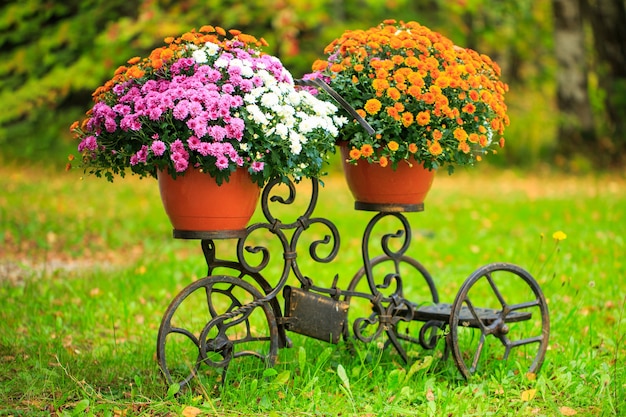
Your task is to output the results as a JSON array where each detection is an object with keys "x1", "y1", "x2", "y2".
[
  {"x1": 1, "y1": 0, "x2": 564, "y2": 167},
  {"x1": 0, "y1": 0, "x2": 142, "y2": 157}
]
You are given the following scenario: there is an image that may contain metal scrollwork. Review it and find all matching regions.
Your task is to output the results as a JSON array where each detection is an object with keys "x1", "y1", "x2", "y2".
[{"x1": 158, "y1": 175, "x2": 550, "y2": 390}]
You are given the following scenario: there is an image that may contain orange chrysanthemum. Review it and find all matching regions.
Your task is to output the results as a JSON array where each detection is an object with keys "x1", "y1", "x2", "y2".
[
  {"x1": 364, "y1": 98, "x2": 382, "y2": 115},
  {"x1": 312, "y1": 59, "x2": 328, "y2": 71},
  {"x1": 386, "y1": 107, "x2": 400, "y2": 120},
  {"x1": 402, "y1": 112, "x2": 414, "y2": 128},
  {"x1": 416, "y1": 111, "x2": 430, "y2": 126},
  {"x1": 387, "y1": 87, "x2": 401, "y2": 101},
  {"x1": 428, "y1": 141, "x2": 443, "y2": 156},
  {"x1": 349, "y1": 147, "x2": 362, "y2": 160},
  {"x1": 454, "y1": 128, "x2": 468, "y2": 142},
  {"x1": 361, "y1": 144, "x2": 374, "y2": 157}
]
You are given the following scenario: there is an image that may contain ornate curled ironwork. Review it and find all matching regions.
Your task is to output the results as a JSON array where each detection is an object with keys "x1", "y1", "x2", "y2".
[{"x1": 157, "y1": 175, "x2": 550, "y2": 390}]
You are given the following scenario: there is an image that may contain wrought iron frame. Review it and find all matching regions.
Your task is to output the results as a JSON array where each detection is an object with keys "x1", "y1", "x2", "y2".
[{"x1": 156, "y1": 177, "x2": 550, "y2": 389}]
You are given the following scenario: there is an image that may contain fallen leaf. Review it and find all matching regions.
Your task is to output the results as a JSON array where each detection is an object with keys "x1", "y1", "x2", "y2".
[
  {"x1": 559, "y1": 406, "x2": 577, "y2": 416},
  {"x1": 426, "y1": 387, "x2": 435, "y2": 401},
  {"x1": 182, "y1": 406, "x2": 202, "y2": 417},
  {"x1": 521, "y1": 388, "x2": 536, "y2": 401}
]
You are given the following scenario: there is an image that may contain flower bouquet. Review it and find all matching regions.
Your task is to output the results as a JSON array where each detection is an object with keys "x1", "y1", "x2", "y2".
[
  {"x1": 70, "y1": 26, "x2": 345, "y2": 186},
  {"x1": 306, "y1": 19, "x2": 509, "y2": 174}
]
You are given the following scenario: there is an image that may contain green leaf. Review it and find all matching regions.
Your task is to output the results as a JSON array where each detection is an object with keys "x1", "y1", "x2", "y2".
[
  {"x1": 336, "y1": 364, "x2": 350, "y2": 391},
  {"x1": 407, "y1": 355, "x2": 433, "y2": 379},
  {"x1": 273, "y1": 370, "x2": 291, "y2": 386},
  {"x1": 298, "y1": 346, "x2": 306, "y2": 374},
  {"x1": 166, "y1": 382, "x2": 180, "y2": 399},
  {"x1": 72, "y1": 399, "x2": 90, "y2": 416}
]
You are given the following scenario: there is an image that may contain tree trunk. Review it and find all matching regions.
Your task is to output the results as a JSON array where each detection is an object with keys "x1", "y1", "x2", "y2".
[
  {"x1": 583, "y1": 0, "x2": 626, "y2": 166},
  {"x1": 551, "y1": 0, "x2": 596, "y2": 163}
]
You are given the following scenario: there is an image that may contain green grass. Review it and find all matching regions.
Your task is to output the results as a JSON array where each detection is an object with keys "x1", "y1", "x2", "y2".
[{"x1": 1, "y1": 164, "x2": 624, "y2": 416}]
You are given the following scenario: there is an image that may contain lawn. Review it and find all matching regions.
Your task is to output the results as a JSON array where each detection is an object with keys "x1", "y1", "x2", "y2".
[{"x1": 1, "y1": 164, "x2": 624, "y2": 416}]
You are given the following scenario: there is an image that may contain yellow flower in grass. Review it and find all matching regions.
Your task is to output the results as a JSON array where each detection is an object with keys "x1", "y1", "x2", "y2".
[{"x1": 552, "y1": 231, "x2": 567, "y2": 241}]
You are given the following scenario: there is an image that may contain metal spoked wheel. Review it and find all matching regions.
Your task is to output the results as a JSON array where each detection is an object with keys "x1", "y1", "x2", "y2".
[
  {"x1": 157, "y1": 275, "x2": 279, "y2": 390},
  {"x1": 344, "y1": 255, "x2": 440, "y2": 357},
  {"x1": 448, "y1": 263, "x2": 550, "y2": 379}
]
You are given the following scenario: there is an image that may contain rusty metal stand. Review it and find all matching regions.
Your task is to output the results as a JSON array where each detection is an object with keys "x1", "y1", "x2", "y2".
[{"x1": 156, "y1": 178, "x2": 549, "y2": 390}]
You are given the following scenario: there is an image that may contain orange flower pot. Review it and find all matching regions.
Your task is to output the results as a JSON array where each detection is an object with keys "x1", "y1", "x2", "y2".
[
  {"x1": 157, "y1": 168, "x2": 260, "y2": 236},
  {"x1": 339, "y1": 143, "x2": 435, "y2": 212}
]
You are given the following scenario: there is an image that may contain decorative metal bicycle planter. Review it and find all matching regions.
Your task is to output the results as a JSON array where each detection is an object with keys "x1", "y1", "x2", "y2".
[{"x1": 156, "y1": 177, "x2": 550, "y2": 390}]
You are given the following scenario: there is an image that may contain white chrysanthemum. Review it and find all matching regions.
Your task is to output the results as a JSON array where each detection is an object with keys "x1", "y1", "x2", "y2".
[
  {"x1": 323, "y1": 118, "x2": 340, "y2": 136},
  {"x1": 244, "y1": 88, "x2": 264, "y2": 103},
  {"x1": 229, "y1": 58, "x2": 243, "y2": 68},
  {"x1": 275, "y1": 123, "x2": 289, "y2": 138},
  {"x1": 295, "y1": 111, "x2": 310, "y2": 123},
  {"x1": 286, "y1": 91, "x2": 301, "y2": 106},
  {"x1": 276, "y1": 82, "x2": 293, "y2": 96},
  {"x1": 203, "y1": 42, "x2": 220, "y2": 56},
  {"x1": 289, "y1": 131, "x2": 304, "y2": 154},
  {"x1": 214, "y1": 57, "x2": 229, "y2": 68},
  {"x1": 276, "y1": 104, "x2": 295, "y2": 117},
  {"x1": 299, "y1": 116, "x2": 321, "y2": 134},
  {"x1": 280, "y1": 113, "x2": 296, "y2": 129},
  {"x1": 240, "y1": 64, "x2": 254, "y2": 78},
  {"x1": 260, "y1": 92, "x2": 280, "y2": 109},
  {"x1": 334, "y1": 115, "x2": 349, "y2": 127},
  {"x1": 302, "y1": 92, "x2": 339, "y2": 117},
  {"x1": 246, "y1": 104, "x2": 269, "y2": 125},
  {"x1": 257, "y1": 70, "x2": 277, "y2": 86},
  {"x1": 192, "y1": 49, "x2": 208, "y2": 64}
]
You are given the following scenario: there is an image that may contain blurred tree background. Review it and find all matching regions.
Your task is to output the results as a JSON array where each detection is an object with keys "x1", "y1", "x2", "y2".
[{"x1": 1, "y1": 0, "x2": 624, "y2": 171}]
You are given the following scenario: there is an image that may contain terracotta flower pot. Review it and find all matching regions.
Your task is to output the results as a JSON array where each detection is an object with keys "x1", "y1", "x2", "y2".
[
  {"x1": 157, "y1": 168, "x2": 260, "y2": 238},
  {"x1": 339, "y1": 143, "x2": 435, "y2": 212}
]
